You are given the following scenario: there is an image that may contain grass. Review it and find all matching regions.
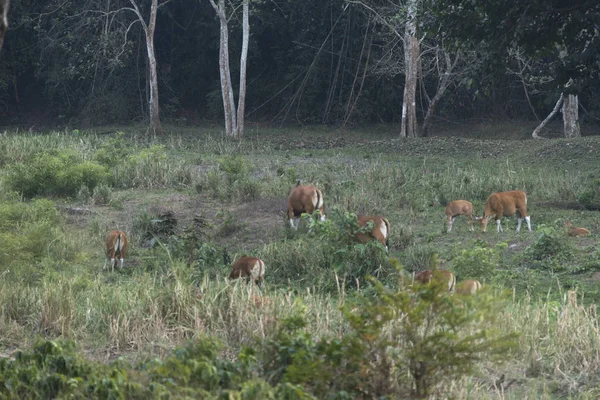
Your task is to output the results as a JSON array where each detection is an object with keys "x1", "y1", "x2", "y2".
[{"x1": 0, "y1": 121, "x2": 599, "y2": 397}]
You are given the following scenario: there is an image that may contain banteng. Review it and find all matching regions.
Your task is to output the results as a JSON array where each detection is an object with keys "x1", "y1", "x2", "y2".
[
  {"x1": 229, "y1": 256, "x2": 265, "y2": 285},
  {"x1": 287, "y1": 181, "x2": 325, "y2": 229},
  {"x1": 476, "y1": 190, "x2": 531, "y2": 233},
  {"x1": 445, "y1": 200, "x2": 474, "y2": 233},
  {"x1": 104, "y1": 230, "x2": 128, "y2": 272},
  {"x1": 355, "y1": 215, "x2": 391, "y2": 253}
]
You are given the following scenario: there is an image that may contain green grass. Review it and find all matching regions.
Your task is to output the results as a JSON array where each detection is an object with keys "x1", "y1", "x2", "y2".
[{"x1": 0, "y1": 122, "x2": 599, "y2": 397}]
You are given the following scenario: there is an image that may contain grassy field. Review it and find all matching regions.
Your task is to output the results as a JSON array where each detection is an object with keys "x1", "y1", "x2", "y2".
[{"x1": 0, "y1": 121, "x2": 599, "y2": 398}]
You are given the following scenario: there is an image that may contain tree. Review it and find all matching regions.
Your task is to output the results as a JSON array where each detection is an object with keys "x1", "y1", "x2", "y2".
[
  {"x1": 432, "y1": 0, "x2": 600, "y2": 138},
  {"x1": 0, "y1": 0, "x2": 9, "y2": 56},
  {"x1": 350, "y1": 0, "x2": 472, "y2": 137},
  {"x1": 127, "y1": 0, "x2": 164, "y2": 135},
  {"x1": 207, "y1": 0, "x2": 250, "y2": 140}
]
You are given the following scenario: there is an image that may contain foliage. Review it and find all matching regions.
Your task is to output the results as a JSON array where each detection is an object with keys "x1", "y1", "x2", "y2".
[
  {"x1": 4, "y1": 150, "x2": 109, "y2": 198},
  {"x1": 93, "y1": 132, "x2": 132, "y2": 167},
  {"x1": 261, "y1": 209, "x2": 393, "y2": 290},
  {"x1": 258, "y1": 266, "x2": 519, "y2": 398},
  {"x1": 524, "y1": 225, "x2": 575, "y2": 264},
  {"x1": 452, "y1": 241, "x2": 507, "y2": 282},
  {"x1": 0, "y1": 197, "x2": 60, "y2": 268}
]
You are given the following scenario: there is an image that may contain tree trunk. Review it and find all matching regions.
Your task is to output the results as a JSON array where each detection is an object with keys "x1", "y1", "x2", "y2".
[
  {"x1": 532, "y1": 94, "x2": 563, "y2": 139},
  {"x1": 211, "y1": 0, "x2": 237, "y2": 138},
  {"x1": 562, "y1": 94, "x2": 580, "y2": 138},
  {"x1": 0, "y1": 0, "x2": 8, "y2": 56},
  {"x1": 400, "y1": 0, "x2": 419, "y2": 138},
  {"x1": 130, "y1": 0, "x2": 161, "y2": 134},
  {"x1": 421, "y1": 51, "x2": 458, "y2": 137},
  {"x1": 236, "y1": 0, "x2": 249, "y2": 140}
]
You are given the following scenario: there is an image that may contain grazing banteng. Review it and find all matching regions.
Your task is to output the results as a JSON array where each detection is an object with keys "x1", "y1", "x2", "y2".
[
  {"x1": 287, "y1": 181, "x2": 325, "y2": 229},
  {"x1": 445, "y1": 200, "x2": 474, "y2": 233},
  {"x1": 104, "y1": 230, "x2": 128, "y2": 272},
  {"x1": 355, "y1": 215, "x2": 391, "y2": 253},
  {"x1": 475, "y1": 190, "x2": 531, "y2": 233},
  {"x1": 456, "y1": 280, "x2": 483, "y2": 295},
  {"x1": 565, "y1": 222, "x2": 591, "y2": 237},
  {"x1": 414, "y1": 269, "x2": 456, "y2": 292},
  {"x1": 229, "y1": 256, "x2": 265, "y2": 285}
]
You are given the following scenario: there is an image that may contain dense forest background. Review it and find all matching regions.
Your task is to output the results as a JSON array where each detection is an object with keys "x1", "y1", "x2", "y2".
[{"x1": 0, "y1": 0, "x2": 599, "y2": 132}]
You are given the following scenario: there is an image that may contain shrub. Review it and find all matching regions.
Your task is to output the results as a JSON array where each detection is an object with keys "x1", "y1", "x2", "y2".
[
  {"x1": 261, "y1": 209, "x2": 393, "y2": 290},
  {"x1": 0, "y1": 198, "x2": 60, "y2": 269},
  {"x1": 452, "y1": 241, "x2": 507, "y2": 282},
  {"x1": 524, "y1": 225, "x2": 574, "y2": 262},
  {"x1": 91, "y1": 183, "x2": 112, "y2": 205},
  {"x1": 93, "y1": 131, "x2": 131, "y2": 167},
  {"x1": 402, "y1": 245, "x2": 438, "y2": 273},
  {"x1": 257, "y1": 266, "x2": 519, "y2": 398},
  {"x1": 4, "y1": 150, "x2": 109, "y2": 198}
]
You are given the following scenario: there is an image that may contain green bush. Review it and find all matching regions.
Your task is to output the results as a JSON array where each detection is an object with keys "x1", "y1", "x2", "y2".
[
  {"x1": 402, "y1": 245, "x2": 438, "y2": 273},
  {"x1": 93, "y1": 131, "x2": 131, "y2": 166},
  {"x1": 4, "y1": 150, "x2": 109, "y2": 198},
  {"x1": 0, "y1": 198, "x2": 60, "y2": 269},
  {"x1": 524, "y1": 225, "x2": 574, "y2": 262},
  {"x1": 257, "y1": 267, "x2": 518, "y2": 398},
  {"x1": 261, "y1": 209, "x2": 393, "y2": 290},
  {"x1": 452, "y1": 241, "x2": 507, "y2": 282}
]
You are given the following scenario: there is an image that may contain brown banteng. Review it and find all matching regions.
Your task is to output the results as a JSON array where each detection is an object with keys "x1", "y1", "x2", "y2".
[
  {"x1": 565, "y1": 222, "x2": 591, "y2": 237},
  {"x1": 355, "y1": 215, "x2": 391, "y2": 253},
  {"x1": 445, "y1": 200, "x2": 475, "y2": 233},
  {"x1": 475, "y1": 190, "x2": 531, "y2": 233},
  {"x1": 104, "y1": 230, "x2": 128, "y2": 272},
  {"x1": 287, "y1": 181, "x2": 325, "y2": 229},
  {"x1": 229, "y1": 256, "x2": 265, "y2": 285},
  {"x1": 456, "y1": 280, "x2": 483, "y2": 295},
  {"x1": 414, "y1": 269, "x2": 456, "y2": 292}
]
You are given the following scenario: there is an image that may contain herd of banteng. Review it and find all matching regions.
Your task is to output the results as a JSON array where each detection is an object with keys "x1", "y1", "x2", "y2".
[{"x1": 104, "y1": 182, "x2": 591, "y2": 296}]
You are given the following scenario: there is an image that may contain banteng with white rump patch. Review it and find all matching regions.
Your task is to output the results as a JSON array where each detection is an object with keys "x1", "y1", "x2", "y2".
[
  {"x1": 475, "y1": 190, "x2": 531, "y2": 233},
  {"x1": 287, "y1": 181, "x2": 325, "y2": 229},
  {"x1": 355, "y1": 215, "x2": 391, "y2": 253},
  {"x1": 456, "y1": 279, "x2": 483, "y2": 295},
  {"x1": 414, "y1": 269, "x2": 456, "y2": 292},
  {"x1": 104, "y1": 230, "x2": 128, "y2": 272},
  {"x1": 229, "y1": 256, "x2": 265, "y2": 286},
  {"x1": 445, "y1": 200, "x2": 474, "y2": 233}
]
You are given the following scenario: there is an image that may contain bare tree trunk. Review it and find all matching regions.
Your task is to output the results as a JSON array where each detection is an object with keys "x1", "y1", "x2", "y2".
[
  {"x1": 562, "y1": 94, "x2": 580, "y2": 138},
  {"x1": 236, "y1": 0, "x2": 249, "y2": 140},
  {"x1": 208, "y1": 0, "x2": 251, "y2": 139},
  {"x1": 532, "y1": 94, "x2": 563, "y2": 139},
  {"x1": 210, "y1": 0, "x2": 238, "y2": 138},
  {"x1": 400, "y1": 0, "x2": 419, "y2": 138},
  {"x1": 0, "y1": 0, "x2": 8, "y2": 56},
  {"x1": 130, "y1": 0, "x2": 161, "y2": 134},
  {"x1": 421, "y1": 51, "x2": 459, "y2": 137},
  {"x1": 146, "y1": 0, "x2": 161, "y2": 134}
]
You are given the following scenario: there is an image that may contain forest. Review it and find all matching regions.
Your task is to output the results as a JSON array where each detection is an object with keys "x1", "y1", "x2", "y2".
[
  {"x1": 1, "y1": 0, "x2": 599, "y2": 137},
  {"x1": 0, "y1": 1, "x2": 600, "y2": 399}
]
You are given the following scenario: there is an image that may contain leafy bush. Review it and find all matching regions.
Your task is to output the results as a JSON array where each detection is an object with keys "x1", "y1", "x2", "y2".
[
  {"x1": 257, "y1": 267, "x2": 519, "y2": 398},
  {"x1": 524, "y1": 225, "x2": 574, "y2": 262},
  {"x1": 452, "y1": 241, "x2": 507, "y2": 282},
  {"x1": 93, "y1": 131, "x2": 131, "y2": 166},
  {"x1": 402, "y1": 245, "x2": 438, "y2": 273},
  {"x1": 4, "y1": 150, "x2": 109, "y2": 198},
  {"x1": 261, "y1": 209, "x2": 393, "y2": 290},
  {"x1": 197, "y1": 155, "x2": 262, "y2": 202},
  {"x1": 0, "y1": 198, "x2": 60, "y2": 268}
]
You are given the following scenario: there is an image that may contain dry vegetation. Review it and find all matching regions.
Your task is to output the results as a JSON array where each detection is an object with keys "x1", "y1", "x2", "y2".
[{"x1": 0, "y1": 123, "x2": 599, "y2": 398}]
